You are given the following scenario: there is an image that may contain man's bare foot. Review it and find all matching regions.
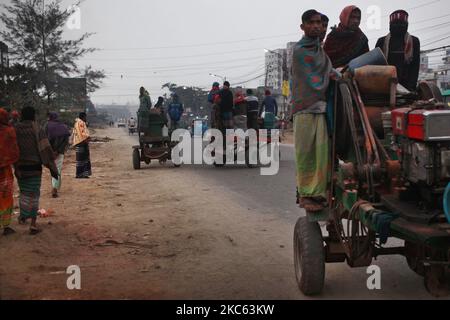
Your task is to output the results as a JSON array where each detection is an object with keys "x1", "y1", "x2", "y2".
[
  {"x1": 18, "y1": 216, "x2": 27, "y2": 225},
  {"x1": 52, "y1": 188, "x2": 58, "y2": 198},
  {"x1": 299, "y1": 197, "x2": 325, "y2": 212}
]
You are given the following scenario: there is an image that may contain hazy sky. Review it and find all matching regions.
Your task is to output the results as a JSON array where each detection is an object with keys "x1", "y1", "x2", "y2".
[{"x1": 2, "y1": 0, "x2": 449, "y2": 105}]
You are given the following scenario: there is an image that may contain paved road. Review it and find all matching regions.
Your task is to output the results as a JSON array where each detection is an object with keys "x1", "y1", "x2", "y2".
[{"x1": 128, "y1": 129, "x2": 447, "y2": 299}]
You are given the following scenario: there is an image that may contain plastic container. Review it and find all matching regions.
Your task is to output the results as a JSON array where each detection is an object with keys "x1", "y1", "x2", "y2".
[{"x1": 348, "y1": 47, "x2": 388, "y2": 75}]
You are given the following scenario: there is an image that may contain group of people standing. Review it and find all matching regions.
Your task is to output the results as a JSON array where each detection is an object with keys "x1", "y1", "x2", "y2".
[
  {"x1": 207, "y1": 81, "x2": 279, "y2": 132},
  {"x1": 138, "y1": 86, "x2": 184, "y2": 131},
  {"x1": 292, "y1": 6, "x2": 420, "y2": 211},
  {"x1": 0, "y1": 107, "x2": 92, "y2": 235}
]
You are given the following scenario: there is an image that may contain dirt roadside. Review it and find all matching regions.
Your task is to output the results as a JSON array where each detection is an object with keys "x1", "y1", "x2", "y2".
[{"x1": 0, "y1": 127, "x2": 300, "y2": 300}]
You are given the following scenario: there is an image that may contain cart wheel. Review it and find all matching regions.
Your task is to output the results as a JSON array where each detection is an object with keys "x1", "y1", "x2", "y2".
[
  {"x1": 294, "y1": 216, "x2": 325, "y2": 296},
  {"x1": 424, "y1": 265, "x2": 449, "y2": 297},
  {"x1": 133, "y1": 149, "x2": 141, "y2": 170},
  {"x1": 405, "y1": 241, "x2": 425, "y2": 276}
]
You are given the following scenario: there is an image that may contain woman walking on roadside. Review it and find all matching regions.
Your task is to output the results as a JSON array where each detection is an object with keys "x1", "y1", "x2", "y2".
[
  {"x1": 73, "y1": 112, "x2": 92, "y2": 179},
  {"x1": 0, "y1": 108, "x2": 20, "y2": 236}
]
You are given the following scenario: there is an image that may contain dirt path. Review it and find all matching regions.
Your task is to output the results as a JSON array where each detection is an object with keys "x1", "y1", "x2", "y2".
[{"x1": 0, "y1": 127, "x2": 300, "y2": 299}]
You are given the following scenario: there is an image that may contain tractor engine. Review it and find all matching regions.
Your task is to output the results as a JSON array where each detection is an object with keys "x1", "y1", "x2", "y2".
[{"x1": 383, "y1": 107, "x2": 450, "y2": 205}]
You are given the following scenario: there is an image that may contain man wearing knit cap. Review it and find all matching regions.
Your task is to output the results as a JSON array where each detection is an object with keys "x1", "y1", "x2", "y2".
[{"x1": 376, "y1": 10, "x2": 420, "y2": 91}]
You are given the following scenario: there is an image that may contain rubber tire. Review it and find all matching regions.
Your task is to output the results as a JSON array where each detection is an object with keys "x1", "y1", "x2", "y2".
[
  {"x1": 133, "y1": 149, "x2": 141, "y2": 170},
  {"x1": 245, "y1": 146, "x2": 256, "y2": 168},
  {"x1": 405, "y1": 241, "x2": 425, "y2": 276},
  {"x1": 294, "y1": 216, "x2": 325, "y2": 296}
]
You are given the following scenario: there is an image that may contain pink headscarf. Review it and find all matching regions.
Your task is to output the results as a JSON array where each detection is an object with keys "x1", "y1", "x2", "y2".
[{"x1": 339, "y1": 5, "x2": 359, "y2": 28}]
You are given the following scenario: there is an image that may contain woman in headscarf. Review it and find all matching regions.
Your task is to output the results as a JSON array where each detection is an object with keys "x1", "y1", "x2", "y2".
[
  {"x1": 72, "y1": 112, "x2": 92, "y2": 179},
  {"x1": 324, "y1": 5, "x2": 369, "y2": 68},
  {"x1": 44, "y1": 112, "x2": 71, "y2": 198},
  {"x1": 9, "y1": 110, "x2": 20, "y2": 126},
  {"x1": 15, "y1": 106, "x2": 58, "y2": 234},
  {"x1": 0, "y1": 108, "x2": 20, "y2": 235}
]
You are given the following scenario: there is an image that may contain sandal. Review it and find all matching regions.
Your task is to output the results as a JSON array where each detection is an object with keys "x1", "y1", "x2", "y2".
[
  {"x1": 18, "y1": 216, "x2": 27, "y2": 225},
  {"x1": 3, "y1": 227, "x2": 16, "y2": 236},
  {"x1": 29, "y1": 227, "x2": 42, "y2": 235}
]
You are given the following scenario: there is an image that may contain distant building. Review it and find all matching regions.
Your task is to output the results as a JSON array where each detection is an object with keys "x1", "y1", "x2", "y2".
[
  {"x1": 265, "y1": 49, "x2": 286, "y2": 90},
  {"x1": 419, "y1": 48, "x2": 450, "y2": 92},
  {"x1": 286, "y1": 42, "x2": 297, "y2": 80},
  {"x1": 419, "y1": 53, "x2": 429, "y2": 73}
]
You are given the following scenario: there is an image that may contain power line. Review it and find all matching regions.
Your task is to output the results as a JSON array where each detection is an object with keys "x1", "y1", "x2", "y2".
[
  {"x1": 423, "y1": 36, "x2": 450, "y2": 47},
  {"x1": 84, "y1": 47, "x2": 267, "y2": 62},
  {"x1": 102, "y1": 56, "x2": 264, "y2": 73},
  {"x1": 422, "y1": 31, "x2": 450, "y2": 43},
  {"x1": 233, "y1": 73, "x2": 266, "y2": 86},
  {"x1": 413, "y1": 12, "x2": 450, "y2": 24},
  {"x1": 421, "y1": 45, "x2": 450, "y2": 53},
  {"x1": 230, "y1": 64, "x2": 266, "y2": 80},
  {"x1": 107, "y1": 64, "x2": 258, "y2": 79},
  {"x1": 380, "y1": 0, "x2": 442, "y2": 18},
  {"x1": 368, "y1": 22, "x2": 450, "y2": 41},
  {"x1": 103, "y1": 60, "x2": 264, "y2": 76},
  {"x1": 99, "y1": 33, "x2": 297, "y2": 52}
]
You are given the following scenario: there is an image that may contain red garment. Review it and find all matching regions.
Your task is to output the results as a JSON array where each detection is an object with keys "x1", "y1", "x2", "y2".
[
  {"x1": 390, "y1": 11, "x2": 408, "y2": 23},
  {"x1": 339, "y1": 5, "x2": 357, "y2": 28},
  {"x1": 0, "y1": 108, "x2": 20, "y2": 168},
  {"x1": 323, "y1": 6, "x2": 369, "y2": 68},
  {"x1": 234, "y1": 93, "x2": 246, "y2": 105}
]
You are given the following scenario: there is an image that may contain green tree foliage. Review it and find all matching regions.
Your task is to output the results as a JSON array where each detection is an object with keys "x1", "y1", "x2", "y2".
[
  {"x1": 162, "y1": 83, "x2": 208, "y2": 117},
  {"x1": 0, "y1": 0, "x2": 104, "y2": 108}
]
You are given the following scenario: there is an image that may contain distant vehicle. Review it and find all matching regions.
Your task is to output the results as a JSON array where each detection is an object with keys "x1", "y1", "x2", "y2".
[
  {"x1": 190, "y1": 118, "x2": 208, "y2": 136},
  {"x1": 117, "y1": 119, "x2": 126, "y2": 128},
  {"x1": 128, "y1": 117, "x2": 137, "y2": 135}
]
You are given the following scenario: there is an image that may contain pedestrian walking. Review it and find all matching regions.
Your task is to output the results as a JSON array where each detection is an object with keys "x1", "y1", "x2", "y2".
[
  {"x1": 44, "y1": 112, "x2": 70, "y2": 198},
  {"x1": 15, "y1": 106, "x2": 58, "y2": 234},
  {"x1": 0, "y1": 108, "x2": 20, "y2": 236},
  {"x1": 73, "y1": 112, "x2": 92, "y2": 179}
]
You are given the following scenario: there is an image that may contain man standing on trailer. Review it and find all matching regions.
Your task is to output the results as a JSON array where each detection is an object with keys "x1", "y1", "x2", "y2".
[
  {"x1": 376, "y1": 10, "x2": 420, "y2": 91},
  {"x1": 292, "y1": 9, "x2": 338, "y2": 212}
]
